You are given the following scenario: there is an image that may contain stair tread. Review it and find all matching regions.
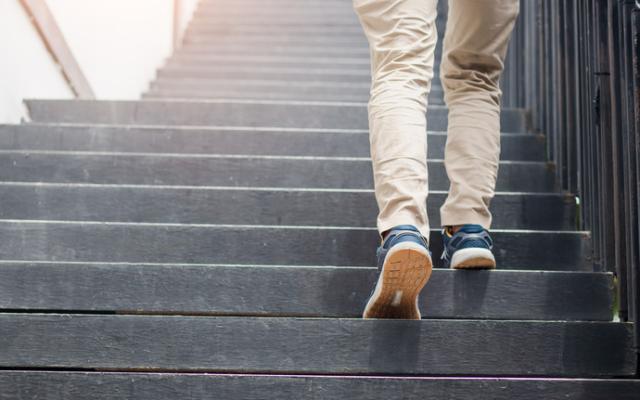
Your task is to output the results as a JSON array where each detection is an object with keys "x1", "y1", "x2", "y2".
[
  {"x1": 2, "y1": 372, "x2": 639, "y2": 400},
  {"x1": 144, "y1": 89, "x2": 443, "y2": 103},
  {"x1": 25, "y1": 99, "x2": 530, "y2": 133},
  {"x1": 0, "y1": 220, "x2": 590, "y2": 270},
  {"x1": 0, "y1": 124, "x2": 545, "y2": 161},
  {"x1": 0, "y1": 182, "x2": 574, "y2": 230},
  {"x1": 0, "y1": 262, "x2": 613, "y2": 321},
  {"x1": 0, "y1": 314, "x2": 633, "y2": 376},
  {"x1": 0, "y1": 151, "x2": 555, "y2": 192}
]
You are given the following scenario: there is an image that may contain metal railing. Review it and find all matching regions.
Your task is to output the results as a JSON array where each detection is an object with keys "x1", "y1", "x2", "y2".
[
  {"x1": 503, "y1": 0, "x2": 640, "y2": 372},
  {"x1": 19, "y1": 0, "x2": 95, "y2": 99}
]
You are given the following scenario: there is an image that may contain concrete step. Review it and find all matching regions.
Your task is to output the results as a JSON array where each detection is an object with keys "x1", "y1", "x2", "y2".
[
  {"x1": 156, "y1": 64, "x2": 375, "y2": 82},
  {"x1": 166, "y1": 54, "x2": 372, "y2": 69},
  {"x1": 141, "y1": 91, "x2": 440, "y2": 104},
  {"x1": 0, "y1": 124, "x2": 545, "y2": 161},
  {"x1": 146, "y1": 77, "x2": 399, "y2": 103},
  {"x1": 142, "y1": 79, "x2": 444, "y2": 105},
  {"x1": 0, "y1": 314, "x2": 633, "y2": 376},
  {"x1": 187, "y1": 12, "x2": 445, "y2": 30},
  {"x1": 187, "y1": 23, "x2": 367, "y2": 36},
  {"x1": 193, "y1": 4, "x2": 361, "y2": 14},
  {"x1": 0, "y1": 183, "x2": 574, "y2": 230},
  {"x1": 187, "y1": 18, "x2": 361, "y2": 30},
  {"x1": 25, "y1": 100, "x2": 530, "y2": 133},
  {"x1": 176, "y1": 43, "x2": 373, "y2": 56},
  {"x1": 154, "y1": 62, "x2": 440, "y2": 85},
  {"x1": 148, "y1": 77, "x2": 376, "y2": 91},
  {"x1": 0, "y1": 221, "x2": 590, "y2": 270},
  {"x1": 0, "y1": 262, "x2": 612, "y2": 320},
  {"x1": 164, "y1": 53, "x2": 441, "y2": 75},
  {"x1": 2, "y1": 372, "x2": 638, "y2": 400},
  {"x1": 0, "y1": 151, "x2": 555, "y2": 192},
  {"x1": 183, "y1": 33, "x2": 369, "y2": 47},
  {"x1": 195, "y1": 4, "x2": 358, "y2": 16}
]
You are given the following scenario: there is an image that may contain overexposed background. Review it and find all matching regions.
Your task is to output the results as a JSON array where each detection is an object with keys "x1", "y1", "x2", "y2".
[{"x1": 0, "y1": 0, "x2": 199, "y2": 122}]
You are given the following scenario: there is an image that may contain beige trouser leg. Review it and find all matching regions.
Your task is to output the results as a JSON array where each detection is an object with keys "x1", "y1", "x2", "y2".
[
  {"x1": 353, "y1": 0, "x2": 439, "y2": 240},
  {"x1": 353, "y1": 0, "x2": 519, "y2": 239},
  {"x1": 439, "y1": 0, "x2": 520, "y2": 229}
]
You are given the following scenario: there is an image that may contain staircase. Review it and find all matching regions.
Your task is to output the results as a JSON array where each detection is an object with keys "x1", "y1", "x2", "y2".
[{"x1": 1, "y1": 0, "x2": 638, "y2": 398}]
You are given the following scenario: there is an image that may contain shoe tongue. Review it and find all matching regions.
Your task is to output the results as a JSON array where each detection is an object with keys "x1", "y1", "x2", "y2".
[{"x1": 458, "y1": 224, "x2": 484, "y2": 234}]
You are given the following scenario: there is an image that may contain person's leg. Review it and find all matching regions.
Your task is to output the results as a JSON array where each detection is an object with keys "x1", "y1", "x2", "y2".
[
  {"x1": 353, "y1": 0, "x2": 439, "y2": 241},
  {"x1": 440, "y1": 0, "x2": 520, "y2": 230},
  {"x1": 438, "y1": 0, "x2": 519, "y2": 269},
  {"x1": 353, "y1": 0, "x2": 438, "y2": 319}
]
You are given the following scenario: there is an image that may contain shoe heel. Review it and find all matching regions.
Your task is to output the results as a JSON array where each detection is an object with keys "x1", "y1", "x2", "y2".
[
  {"x1": 450, "y1": 248, "x2": 496, "y2": 269},
  {"x1": 363, "y1": 242, "x2": 433, "y2": 319}
]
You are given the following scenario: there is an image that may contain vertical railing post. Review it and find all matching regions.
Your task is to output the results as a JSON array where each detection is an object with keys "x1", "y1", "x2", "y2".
[{"x1": 517, "y1": 0, "x2": 640, "y2": 373}]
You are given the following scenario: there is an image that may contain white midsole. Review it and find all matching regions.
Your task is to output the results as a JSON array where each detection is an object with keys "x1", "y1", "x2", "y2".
[
  {"x1": 363, "y1": 242, "x2": 431, "y2": 318},
  {"x1": 450, "y1": 247, "x2": 495, "y2": 268}
]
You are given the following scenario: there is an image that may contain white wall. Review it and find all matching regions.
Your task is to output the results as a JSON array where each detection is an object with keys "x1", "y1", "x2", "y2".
[
  {"x1": 0, "y1": 0, "x2": 200, "y2": 123},
  {"x1": 47, "y1": 0, "x2": 174, "y2": 99},
  {"x1": 0, "y1": 0, "x2": 73, "y2": 123}
]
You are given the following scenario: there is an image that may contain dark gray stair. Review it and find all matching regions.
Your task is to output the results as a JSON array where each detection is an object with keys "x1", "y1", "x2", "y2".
[
  {"x1": 0, "y1": 124, "x2": 545, "y2": 161},
  {"x1": 25, "y1": 99, "x2": 530, "y2": 132},
  {"x1": 0, "y1": 262, "x2": 613, "y2": 320},
  {"x1": 145, "y1": 78, "x2": 443, "y2": 103},
  {"x1": 0, "y1": 183, "x2": 574, "y2": 230},
  {"x1": 0, "y1": 151, "x2": 554, "y2": 192},
  {"x1": 187, "y1": 23, "x2": 367, "y2": 35},
  {"x1": 0, "y1": 221, "x2": 590, "y2": 270},
  {"x1": 188, "y1": 15, "x2": 363, "y2": 26},
  {"x1": 144, "y1": 89, "x2": 443, "y2": 103},
  {"x1": 145, "y1": 80, "x2": 444, "y2": 103},
  {"x1": 154, "y1": 58, "x2": 440, "y2": 92},
  {"x1": 0, "y1": 314, "x2": 633, "y2": 377},
  {"x1": 1, "y1": 372, "x2": 638, "y2": 400},
  {"x1": 156, "y1": 63, "x2": 374, "y2": 81},
  {"x1": 175, "y1": 43, "x2": 373, "y2": 56},
  {"x1": 167, "y1": 54, "x2": 372, "y2": 68},
  {"x1": 184, "y1": 33, "x2": 369, "y2": 47}
]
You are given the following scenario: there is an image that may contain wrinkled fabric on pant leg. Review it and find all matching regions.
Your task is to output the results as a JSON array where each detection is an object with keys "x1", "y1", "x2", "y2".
[
  {"x1": 439, "y1": 0, "x2": 520, "y2": 229},
  {"x1": 353, "y1": 0, "x2": 439, "y2": 240}
]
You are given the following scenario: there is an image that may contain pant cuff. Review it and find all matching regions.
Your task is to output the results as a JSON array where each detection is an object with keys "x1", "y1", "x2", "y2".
[
  {"x1": 440, "y1": 208, "x2": 492, "y2": 231},
  {"x1": 378, "y1": 213, "x2": 430, "y2": 243}
]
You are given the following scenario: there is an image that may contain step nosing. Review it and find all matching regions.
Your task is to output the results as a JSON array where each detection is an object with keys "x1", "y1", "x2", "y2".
[
  {"x1": 154, "y1": 78, "x2": 373, "y2": 88},
  {"x1": 12, "y1": 122, "x2": 536, "y2": 136},
  {"x1": 0, "y1": 312, "x2": 626, "y2": 325},
  {"x1": 26, "y1": 98, "x2": 526, "y2": 111},
  {"x1": 0, "y1": 219, "x2": 590, "y2": 234},
  {"x1": 0, "y1": 259, "x2": 611, "y2": 275},
  {"x1": 21, "y1": 122, "x2": 373, "y2": 134},
  {"x1": 0, "y1": 181, "x2": 566, "y2": 196},
  {"x1": 0, "y1": 149, "x2": 546, "y2": 165},
  {"x1": 0, "y1": 370, "x2": 636, "y2": 382}
]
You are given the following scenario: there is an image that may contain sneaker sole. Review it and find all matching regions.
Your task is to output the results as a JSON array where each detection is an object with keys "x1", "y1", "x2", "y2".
[
  {"x1": 451, "y1": 248, "x2": 496, "y2": 269},
  {"x1": 362, "y1": 242, "x2": 433, "y2": 320}
]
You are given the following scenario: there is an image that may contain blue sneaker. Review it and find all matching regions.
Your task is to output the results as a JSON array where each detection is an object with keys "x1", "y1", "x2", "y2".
[
  {"x1": 441, "y1": 224, "x2": 496, "y2": 269},
  {"x1": 362, "y1": 225, "x2": 433, "y2": 320}
]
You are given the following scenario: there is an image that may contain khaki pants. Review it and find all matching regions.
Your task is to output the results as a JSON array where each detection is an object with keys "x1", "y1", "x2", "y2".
[{"x1": 353, "y1": 0, "x2": 520, "y2": 239}]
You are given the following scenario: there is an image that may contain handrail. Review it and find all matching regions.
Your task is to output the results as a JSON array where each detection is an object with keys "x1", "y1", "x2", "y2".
[
  {"x1": 173, "y1": 0, "x2": 184, "y2": 49},
  {"x1": 19, "y1": 0, "x2": 95, "y2": 99},
  {"x1": 505, "y1": 0, "x2": 640, "y2": 374}
]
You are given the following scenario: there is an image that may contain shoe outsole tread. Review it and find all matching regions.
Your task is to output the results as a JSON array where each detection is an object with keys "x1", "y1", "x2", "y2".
[{"x1": 363, "y1": 243, "x2": 432, "y2": 320}]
